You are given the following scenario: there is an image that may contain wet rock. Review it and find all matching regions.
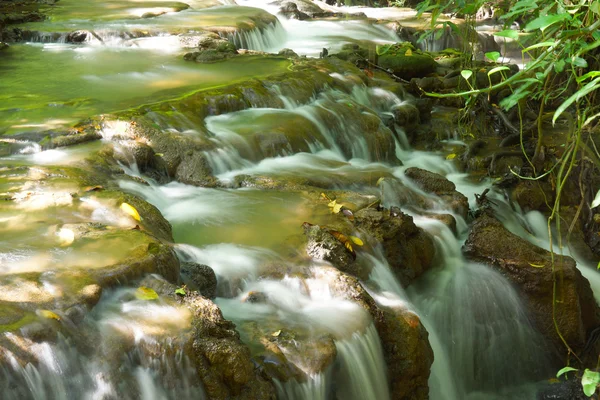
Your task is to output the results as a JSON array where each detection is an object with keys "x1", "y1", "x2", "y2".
[
  {"x1": 463, "y1": 214, "x2": 600, "y2": 354},
  {"x1": 278, "y1": 48, "x2": 298, "y2": 58},
  {"x1": 315, "y1": 267, "x2": 433, "y2": 400},
  {"x1": 537, "y1": 376, "x2": 587, "y2": 400},
  {"x1": 279, "y1": 2, "x2": 310, "y2": 20},
  {"x1": 377, "y1": 53, "x2": 438, "y2": 80},
  {"x1": 354, "y1": 208, "x2": 435, "y2": 286},
  {"x1": 180, "y1": 262, "x2": 218, "y2": 299},
  {"x1": 302, "y1": 223, "x2": 366, "y2": 279},
  {"x1": 66, "y1": 30, "x2": 89, "y2": 43},
  {"x1": 183, "y1": 32, "x2": 237, "y2": 63},
  {"x1": 391, "y1": 103, "x2": 420, "y2": 130},
  {"x1": 512, "y1": 180, "x2": 554, "y2": 212},
  {"x1": 272, "y1": 0, "x2": 325, "y2": 17},
  {"x1": 404, "y1": 167, "x2": 470, "y2": 218},
  {"x1": 141, "y1": 275, "x2": 276, "y2": 400}
]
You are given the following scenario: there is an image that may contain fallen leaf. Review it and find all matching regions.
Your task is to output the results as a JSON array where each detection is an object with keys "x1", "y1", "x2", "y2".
[
  {"x1": 37, "y1": 310, "x2": 61, "y2": 321},
  {"x1": 272, "y1": 330, "x2": 282, "y2": 337},
  {"x1": 446, "y1": 153, "x2": 457, "y2": 160},
  {"x1": 405, "y1": 48, "x2": 413, "y2": 56},
  {"x1": 121, "y1": 202, "x2": 141, "y2": 221},
  {"x1": 321, "y1": 192, "x2": 332, "y2": 202},
  {"x1": 135, "y1": 286, "x2": 159, "y2": 300},
  {"x1": 349, "y1": 236, "x2": 364, "y2": 246},
  {"x1": 529, "y1": 263, "x2": 545, "y2": 268},
  {"x1": 84, "y1": 185, "x2": 104, "y2": 192},
  {"x1": 175, "y1": 287, "x2": 186, "y2": 296}
]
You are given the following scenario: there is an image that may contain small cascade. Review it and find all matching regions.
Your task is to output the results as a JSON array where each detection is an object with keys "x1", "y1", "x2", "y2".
[
  {"x1": 408, "y1": 218, "x2": 552, "y2": 399},
  {"x1": 0, "y1": 289, "x2": 204, "y2": 400},
  {"x1": 274, "y1": 374, "x2": 328, "y2": 400},
  {"x1": 334, "y1": 324, "x2": 390, "y2": 400},
  {"x1": 226, "y1": 21, "x2": 287, "y2": 52}
]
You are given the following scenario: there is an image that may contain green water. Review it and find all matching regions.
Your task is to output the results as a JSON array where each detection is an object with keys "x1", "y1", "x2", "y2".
[{"x1": 0, "y1": 44, "x2": 290, "y2": 134}]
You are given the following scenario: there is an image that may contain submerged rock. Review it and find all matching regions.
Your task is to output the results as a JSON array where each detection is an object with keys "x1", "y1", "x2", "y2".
[{"x1": 464, "y1": 213, "x2": 600, "y2": 355}]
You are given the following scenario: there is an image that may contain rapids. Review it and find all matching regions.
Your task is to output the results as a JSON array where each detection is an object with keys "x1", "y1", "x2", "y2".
[{"x1": 1, "y1": 0, "x2": 597, "y2": 399}]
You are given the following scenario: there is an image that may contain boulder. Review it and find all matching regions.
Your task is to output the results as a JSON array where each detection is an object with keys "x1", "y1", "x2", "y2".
[
  {"x1": 404, "y1": 167, "x2": 470, "y2": 218},
  {"x1": 279, "y1": 2, "x2": 310, "y2": 20},
  {"x1": 378, "y1": 53, "x2": 438, "y2": 80},
  {"x1": 142, "y1": 276, "x2": 277, "y2": 400},
  {"x1": 354, "y1": 208, "x2": 436, "y2": 286},
  {"x1": 463, "y1": 214, "x2": 600, "y2": 353},
  {"x1": 314, "y1": 267, "x2": 433, "y2": 400},
  {"x1": 180, "y1": 262, "x2": 218, "y2": 299}
]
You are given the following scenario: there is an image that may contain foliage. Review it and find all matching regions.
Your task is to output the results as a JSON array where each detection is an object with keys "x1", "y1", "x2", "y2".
[
  {"x1": 415, "y1": 0, "x2": 600, "y2": 365},
  {"x1": 557, "y1": 367, "x2": 600, "y2": 397}
]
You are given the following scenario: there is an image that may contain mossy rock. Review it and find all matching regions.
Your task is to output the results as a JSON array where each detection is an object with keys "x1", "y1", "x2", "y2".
[{"x1": 377, "y1": 53, "x2": 438, "y2": 79}]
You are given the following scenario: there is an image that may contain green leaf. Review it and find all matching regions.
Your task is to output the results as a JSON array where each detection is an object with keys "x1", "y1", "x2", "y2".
[
  {"x1": 591, "y1": 189, "x2": 600, "y2": 208},
  {"x1": 582, "y1": 369, "x2": 600, "y2": 397},
  {"x1": 135, "y1": 287, "x2": 159, "y2": 301},
  {"x1": 488, "y1": 66, "x2": 510, "y2": 76},
  {"x1": 591, "y1": 1, "x2": 600, "y2": 14},
  {"x1": 553, "y1": 78, "x2": 600, "y2": 124},
  {"x1": 461, "y1": 70, "x2": 473, "y2": 81},
  {"x1": 485, "y1": 51, "x2": 501, "y2": 62},
  {"x1": 570, "y1": 57, "x2": 588, "y2": 68},
  {"x1": 525, "y1": 14, "x2": 570, "y2": 32},
  {"x1": 175, "y1": 287, "x2": 186, "y2": 296},
  {"x1": 376, "y1": 44, "x2": 392, "y2": 56},
  {"x1": 557, "y1": 366, "x2": 578, "y2": 378},
  {"x1": 554, "y1": 59, "x2": 566, "y2": 73},
  {"x1": 522, "y1": 41, "x2": 557, "y2": 52},
  {"x1": 494, "y1": 30, "x2": 519, "y2": 40}
]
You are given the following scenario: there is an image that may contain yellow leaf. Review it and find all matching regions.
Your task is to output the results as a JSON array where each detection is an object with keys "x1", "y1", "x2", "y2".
[
  {"x1": 328, "y1": 200, "x2": 337, "y2": 208},
  {"x1": 57, "y1": 228, "x2": 75, "y2": 247},
  {"x1": 321, "y1": 192, "x2": 332, "y2": 201},
  {"x1": 155, "y1": 153, "x2": 164, "y2": 157},
  {"x1": 446, "y1": 153, "x2": 457, "y2": 160},
  {"x1": 37, "y1": 310, "x2": 60, "y2": 321},
  {"x1": 376, "y1": 177, "x2": 385, "y2": 186},
  {"x1": 529, "y1": 263, "x2": 545, "y2": 268},
  {"x1": 349, "y1": 236, "x2": 364, "y2": 246},
  {"x1": 272, "y1": 330, "x2": 281, "y2": 337},
  {"x1": 332, "y1": 203, "x2": 343, "y2": 214},
  {"x1": 121, "y1": 202, "x2": 141, "y2": 221},
  {"x1": 344, "y1": 241, "x2": 354, "y2": 253},
  {"x1": 135, "y1": 286, "x2": 159, "y2": 300},
  {"x1": 405, "y1": 48, "x2": 413, "y2": 56}
]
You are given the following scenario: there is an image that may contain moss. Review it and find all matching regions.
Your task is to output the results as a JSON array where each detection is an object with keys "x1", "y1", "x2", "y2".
[{"x1": 0, "y1": 306, "x2": 37, "y2": 333}]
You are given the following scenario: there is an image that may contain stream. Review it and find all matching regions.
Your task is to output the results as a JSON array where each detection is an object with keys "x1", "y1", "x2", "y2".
[{"x1": 1, "y1": 0, "x2": 597, "y2": 399}]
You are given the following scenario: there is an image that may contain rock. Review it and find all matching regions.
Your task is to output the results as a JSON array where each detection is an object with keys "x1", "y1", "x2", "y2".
[
  {"x1": 537, "y1": 376, "x2": 587, "y2": 400},
  {"x1": 279, "y1": 2, "x2": 310, "y2": 20},
  {"x1": 182, "y1": 33, "x2": 237, "y2": 63},
  {"x1": 378, "y1": 53, "x2": 439, "y2": 80},
  {"x1": 180, "y1": 262, "x2": 218, "y2": 299},
  {"x1": 278, "y1": 48, "x2": 298, "y2": 58},
  {"x1": 142, "y1": 276, "x2": 276, "y2": 400},
  {"x1": 404, "y1": 167, "x2": 470, "y2": 218},
  {"x1": 315, "y1": 267, "x2": 433, "y2": 400},
  {"x1": 391, "y1": 103, "x2": 420, "y2": 130},
  {"x1": 463, "y1": 214, "x2": 600, "y2": 354},
  {"x1": 512, "y1": 180, "x2": 554, "y2": 212},
  {"x1": 66, "y1": 30, "x2": 89, "y2": 43},
  {"x1": 302, "y1": 223, "x2": 367, "y2": 279},
  {"x1": 354, "y1": 208, "x2": 435, "y2": 286}
]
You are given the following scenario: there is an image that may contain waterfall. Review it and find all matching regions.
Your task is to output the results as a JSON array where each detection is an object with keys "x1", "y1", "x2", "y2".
[
  {"x1": 409, "y1": 218, "x2": 552, "y2": 399},
  {"x1": 334, "y1": 324, "x2": 390, "y2": 400},
  {"x1": 226, "y1": 21, "x2": 287, "y2": 52}
]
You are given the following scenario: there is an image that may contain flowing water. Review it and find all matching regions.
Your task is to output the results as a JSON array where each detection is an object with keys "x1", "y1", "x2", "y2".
[{"x1": 1, "y1": 0, "x2": 595, "y2": 399}]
